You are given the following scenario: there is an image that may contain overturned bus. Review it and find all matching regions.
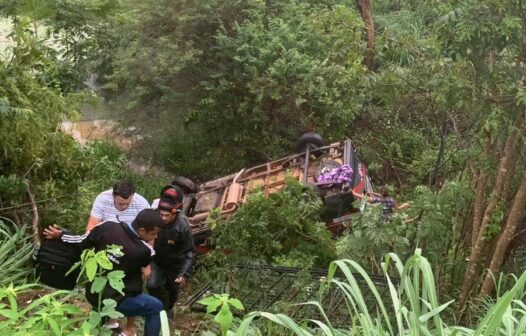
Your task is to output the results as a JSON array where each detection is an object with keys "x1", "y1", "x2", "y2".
[{"x1": 172, "y1": 133, "x2": 379, "y2": 252}]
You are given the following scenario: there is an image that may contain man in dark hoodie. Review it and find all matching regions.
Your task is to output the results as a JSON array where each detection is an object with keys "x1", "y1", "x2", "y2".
[
  {"x1": 147, "y1": 185, "x2": 196, "y2": 315},
  {"x1": 43, "y1": 209, "x2": 164, "y2": 336}
]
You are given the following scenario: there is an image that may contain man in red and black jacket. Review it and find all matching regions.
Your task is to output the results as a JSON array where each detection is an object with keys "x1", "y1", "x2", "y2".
[
  {"x1": 43, "y1": 209, "x2": 164, "y2": 336},
  {"x1": 148, "y1": 185, "x2": 196, "y2": 315}
]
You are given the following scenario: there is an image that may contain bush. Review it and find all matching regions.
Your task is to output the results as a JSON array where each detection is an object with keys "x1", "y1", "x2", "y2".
[
  {"x1": 0, "y1": 283, "x2": 91, "y2": 335},
  {"x1": 209, "y1": 178, "x2": 336, "y2": 269},
  {"x1": 230, "y1": 249, "x2": 526, "y2": 335},
  {"x1": 0, "y1": 217, "x2": 33, "y2": 286}
]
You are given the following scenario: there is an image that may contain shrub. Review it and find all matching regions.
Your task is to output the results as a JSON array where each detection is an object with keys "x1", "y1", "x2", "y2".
[
  {"x1": 0, "y1": 217, "x2": 33, "y2": 286},
  {"x1": 231, "y1": 249, "x2": 526, "y2": 335},
  {"x1": 208, "y1": 178, "x2": 337, "y2": 269}
]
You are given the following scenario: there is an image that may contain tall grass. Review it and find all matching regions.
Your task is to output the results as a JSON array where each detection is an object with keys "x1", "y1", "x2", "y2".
[
  {"x1": 231, "y1": 249, "x2": 526, "y2": 335},
  {"x1": 0, "y1": 217, "x2": 34, "y2": 286}
]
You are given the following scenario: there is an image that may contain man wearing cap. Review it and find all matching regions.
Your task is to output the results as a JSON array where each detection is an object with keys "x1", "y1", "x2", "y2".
[
  {"x1": 43, "y1": 209, "x2": 164, "y2": 336},
  {"x1": 148, "y1": 185, "x2": 196, "y2": 315}
]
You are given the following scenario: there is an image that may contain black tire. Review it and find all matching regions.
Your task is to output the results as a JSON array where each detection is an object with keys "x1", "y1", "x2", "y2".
[
  {"x1": 171, "y1": 176, "x2": 199, "y2": 194},
  {"x1": 295, "y1": 132, "x2": 325, "y2": 153},
  {"x1": 315, "y1": 160, "x2": 342, "y2": 181}
]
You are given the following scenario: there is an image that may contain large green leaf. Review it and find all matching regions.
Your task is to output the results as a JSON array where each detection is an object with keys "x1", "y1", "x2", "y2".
[
  {"x1": 107, "y1": 270, "x2": 125, "y2": 295},
  {"x1": 84, "y1": 257, "x2": 97, "y2": 282},
  {"x1": 90, "y1": 277, "x2": 107, "y2": 294}
]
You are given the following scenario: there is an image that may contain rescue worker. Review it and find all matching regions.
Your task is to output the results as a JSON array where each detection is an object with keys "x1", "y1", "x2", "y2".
[{"x1": 147, "y1": 185, "x2": 196, "y2": 316}]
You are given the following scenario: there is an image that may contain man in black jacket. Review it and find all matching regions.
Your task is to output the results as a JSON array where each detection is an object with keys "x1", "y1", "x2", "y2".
[
  {"x1": 148, "y1": 185, "x2": 196, "y2": 314},
  {"x1": 43, "y1": 209, "x2": 164, "y2": 336}
]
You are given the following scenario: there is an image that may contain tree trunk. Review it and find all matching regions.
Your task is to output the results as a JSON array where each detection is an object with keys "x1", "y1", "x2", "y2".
[
  {"x1": 471, "y1": 140, "x2": 492, "y2": 246},
  {"x1": 27, "y1": 185, "x2": 40, "y2": 246},
  {"x1": 355, "y1": 0, "x2": 375, "y2": 70},
  {"x1": 471, "y1": 171, "x2": 488, "y2": 246},
  {"x1": 501, "y1": 150, "x2": 519, "y2": 202},
  {"x1": 457, "y1": 131, "x2": 517, "y2": 316},
  {"x1": 479, "y1": 170, "x2": 526, "y2": 296}
]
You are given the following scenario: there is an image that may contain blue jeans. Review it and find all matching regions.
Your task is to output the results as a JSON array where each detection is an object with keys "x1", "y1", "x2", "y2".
[{"x1": 117, "y1": 293, "x2": 163, "y2": 336}]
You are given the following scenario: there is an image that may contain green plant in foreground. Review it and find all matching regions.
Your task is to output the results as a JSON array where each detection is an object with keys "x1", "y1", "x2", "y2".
[
  {"x1": 199, "y1": 293, "x2": 245, "y2": 336},
  {"x1": 68, "y1": 245, "x2": 126, "y2": 332},
  {"x1": 0, "y1": 245, "x2": 132, "y2": 335},
  {"x1": 0, "y1": 217, "x2": 33, "y2": 286},
  {"x1": 227, "y1": 249, "x2": 526, "y2": 335},
  {"x1": 0, "y1": 283, "x2": 89, "y2": 335}
]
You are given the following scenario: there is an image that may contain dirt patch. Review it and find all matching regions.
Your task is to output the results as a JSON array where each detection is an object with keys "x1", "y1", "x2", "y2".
[
  {"x1": 15, "y1": 286, "x2": 53, "y2": 304},
  {"x1": 61, "y1": 119, "x2": 138, "y2": 150},
  {"x1": 171, "y1": 309, "x2": 207, "y2": 335},
  {"x1": 170, "y1": 279, "x2": 209, "y2": 335}
]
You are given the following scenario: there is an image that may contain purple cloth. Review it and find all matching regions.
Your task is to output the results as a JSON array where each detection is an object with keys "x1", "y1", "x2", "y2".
[{"x1": 316, "y1": 165, "x2": 353, "y2": 187}]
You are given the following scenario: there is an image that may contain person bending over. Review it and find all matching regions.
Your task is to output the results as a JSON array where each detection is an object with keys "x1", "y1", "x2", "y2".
[{"x1": 44, "y1": 209, "x2": 164, "y2": 336}]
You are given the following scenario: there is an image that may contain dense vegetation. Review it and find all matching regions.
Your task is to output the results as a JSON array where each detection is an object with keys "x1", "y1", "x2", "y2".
[{"x1": 0, "y1": 0, "x2": 525, "y2": 334}]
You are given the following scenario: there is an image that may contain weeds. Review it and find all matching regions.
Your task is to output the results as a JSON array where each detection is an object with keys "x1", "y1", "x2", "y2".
[{"x1": 0, "y1": 217, "x2": 33, "y2": 286}]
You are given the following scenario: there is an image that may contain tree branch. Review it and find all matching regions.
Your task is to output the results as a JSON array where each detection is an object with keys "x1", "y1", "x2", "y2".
[{"x1": 26, "y1": 184, "x2": 40, "y2": 246}]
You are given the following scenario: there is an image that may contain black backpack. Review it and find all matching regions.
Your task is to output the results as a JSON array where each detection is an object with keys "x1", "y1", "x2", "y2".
[{"x1": 34, "y1": 236, "x2": 82, "y2": 290}]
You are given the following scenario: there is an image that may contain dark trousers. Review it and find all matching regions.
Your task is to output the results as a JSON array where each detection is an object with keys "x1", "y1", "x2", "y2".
[{"x1": 147, "y1": 261, "x2": 180, "y2": 311}]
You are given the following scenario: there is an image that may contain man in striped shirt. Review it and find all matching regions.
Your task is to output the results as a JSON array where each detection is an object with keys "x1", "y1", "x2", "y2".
[
  {"x1": 85, "y1": 180, "x2": 150, "y2": 334},
  {"x1": 86, "y1": 180, "x2": 150, "y2": 232}
]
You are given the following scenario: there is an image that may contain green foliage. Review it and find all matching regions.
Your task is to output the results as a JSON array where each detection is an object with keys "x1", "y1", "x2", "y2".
[
  {"x1": 434, "y1": 0, "x2": 525, "y2": 67},
  {"x1": 0, "y1": 175, "x2": 26, "y2": 204},
  {"x1": 337, "y1": 180, "x2": 473, "y2": 286},
  {"x1": 0, "y1": 218, "x2": 33, "y2": 286},
  {"x1": 35, "y1": 139, "x2": 166, "y2": 233},
  {"x1": 0, "y1": 283, "x2": 95, "y2": 335},
  {"x1": 409, "y1": 182, "x2": 472, "y2": 252},
  {"x1": 0, "y1": 0, "x2": 124, "y2": 92},
  {"x1": 199, "y1": 293, "x2": 245, "y2": 336},
  {"x1": 155, "y1": 128, "x2": 246, "y2": 181},
  {"x1": 194, "y1": 2, "x2": 366, "y2": 156},
  {"x1": 33, "y1": 140, "x2": 126, "y2": 233},
  {"x1": 208, "y1": 178, "x2": 336, "y2": 269},
  {"x1": 0, "y1": 16, "x2": 124, "y2": 234},
  {"x1": 69, "y1": 245, "x2": 125, "y2": 331},
  {"x1": 336, "y1": 204, "x2": 414, "y2": 274},
  {"x1": 104, "y1": 0, "x2": 368, "y2": 178},
  {"x1": 0, "y1": 3, "x2": 166, "y2": 236},
  {"x1": 354, "y1": 55, "x2": 476, "y2": 189},
  {"x1": 0, "y1": 19, "x2": 77, "y2": 175},
  {"x1": 0, "y1": 279, "x2": 127, "y2": 335},
  {"x1": 226, "y1": 250, "x2": 526, "y2": 335}
]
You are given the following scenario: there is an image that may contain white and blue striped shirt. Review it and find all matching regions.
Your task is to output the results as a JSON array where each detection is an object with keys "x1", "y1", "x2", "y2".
[{"x1": 90, "y1": 189, "x2": 150, "y2": 225}]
